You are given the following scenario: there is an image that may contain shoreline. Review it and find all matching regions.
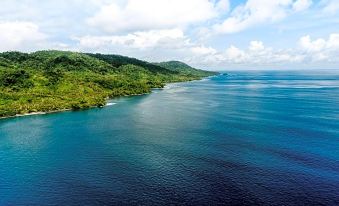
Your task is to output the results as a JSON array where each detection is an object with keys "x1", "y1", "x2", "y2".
[
  {"x1": 0, "y1": 93, "x2": 153, "y2": 120},
  {"x1": 0, "y1": 109, "x2": 72, "y2": 120},
  {"x1": 0, "y1": 75, "x2": 217, "y2": 120}
]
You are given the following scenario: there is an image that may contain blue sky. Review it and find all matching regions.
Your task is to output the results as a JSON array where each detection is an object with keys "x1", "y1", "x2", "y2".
[{"x1": 0, "y1": 0, "x2": 338, "y2": 70}]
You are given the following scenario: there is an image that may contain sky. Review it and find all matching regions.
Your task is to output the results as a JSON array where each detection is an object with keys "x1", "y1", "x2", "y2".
[{"x1": 0, "y1": 0, "x2": 338, "y2": 70}]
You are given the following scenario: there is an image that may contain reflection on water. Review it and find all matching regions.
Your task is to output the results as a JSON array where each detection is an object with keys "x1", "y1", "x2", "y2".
[{"x1": 0, "y1": 71, "x2": 339, "y2": 205}]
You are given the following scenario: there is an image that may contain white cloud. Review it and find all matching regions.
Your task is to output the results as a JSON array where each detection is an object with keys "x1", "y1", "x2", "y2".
[
  {"x1": 299, "y1": 33, "x2": 339, "y2": 62},
  {"x1": 0, "y1": 21, "x2": 47, "y2": 51},
  {"x1": 321, "y1": 0, "x2": 339, "y2": 14},
  {"x1": 192, "y1": 34, "x2": 339, "y2": 68},
  {"x1": 191, "y1": 46, "x2": 217, "y2": 55},
  {"x1": 223, "y1": 42, "x2": 274, "y2": 64},
  {"x1": 185, "y1": 37, "x2": 330, "y2": 68},
  {"x1": 87, "y1": 0, "x2": 228, "y2": 33},
  {"x1": 327, "y1": 33, "x2": 339, "y2": 48},
  {"x1": 225, "y1": 45, "x2": 246, "y2": 61},
  {"x1": 299, "y1": 35, "x2": 326, "y2": 52},
  {"x1": 292, "y1": 0, "x2": 312, "y2": 12},
  {"x1": 215, "y1": 0, "x2": 230, "y2": 12},
  {"x1": 73, "y1": 32, "x2": 339, "y2": 68},
  {"x1": 213, "y1": 0, "x2": 313, "y2": 34},
  {"x1": 74, "y1": 29, "x2": 189, "y2": 49},
  {"x1": 249, "y1": 41, "x2": 265, "y2": 51}
]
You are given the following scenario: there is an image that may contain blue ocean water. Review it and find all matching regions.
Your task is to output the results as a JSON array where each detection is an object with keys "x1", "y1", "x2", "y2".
[{"x1": 0, "y1": 71, "x2": 339, "y2": 205}]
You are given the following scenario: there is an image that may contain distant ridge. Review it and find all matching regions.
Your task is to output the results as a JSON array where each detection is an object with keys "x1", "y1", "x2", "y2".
[
  {"x1": 155, "y1": 61, "x2": 216, "y2": 77},
  {"x1": 87, "y1": 53, "x2": 176, "y2": 74}
]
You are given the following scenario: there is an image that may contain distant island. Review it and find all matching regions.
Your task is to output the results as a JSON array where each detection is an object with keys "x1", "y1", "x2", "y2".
[{"x1": 0, "y1": 51, "x2": 217, "y2": 118}]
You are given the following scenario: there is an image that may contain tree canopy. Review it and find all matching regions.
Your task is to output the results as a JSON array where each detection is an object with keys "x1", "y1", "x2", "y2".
[{"x1": 0, "y1": 51, "x2": 217, "y2": 118}]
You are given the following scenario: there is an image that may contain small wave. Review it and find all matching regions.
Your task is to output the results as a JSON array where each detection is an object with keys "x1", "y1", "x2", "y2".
[
  {"x1": 106, "y1": 103, "x2": 117, "y2": 106},
  {"x1": 164, "y1": 84, "x2": 180, "y2": 89}
]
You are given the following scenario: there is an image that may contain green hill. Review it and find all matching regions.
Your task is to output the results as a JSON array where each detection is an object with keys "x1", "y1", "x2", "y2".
[
  {"x1": 155, "y1": 61, "x2": 216, "y2": 77},
  {"x1": 87, "y1": 53, "x2": 175, "y2": 74},
  {"x1": 0, "y1": 51, "x2": 216, "y2": 118}
]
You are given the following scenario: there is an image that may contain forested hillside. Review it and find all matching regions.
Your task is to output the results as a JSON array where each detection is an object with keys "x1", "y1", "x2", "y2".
[
  {"x1": 0, "y1": 51, "x2": 217, "y2": 118},
  {"x1": 155, "y1": 61, "x2": 214, "y2": 77}
]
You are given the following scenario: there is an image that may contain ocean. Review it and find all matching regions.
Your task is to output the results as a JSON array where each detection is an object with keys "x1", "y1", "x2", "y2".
[{"x1": 1, "y1": 71, "x2": 338, "y2": 205}]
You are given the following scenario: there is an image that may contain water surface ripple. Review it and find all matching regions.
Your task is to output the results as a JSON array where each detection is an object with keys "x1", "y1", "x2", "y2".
[{"x1": 1, "y1": 71, "x2": 339, "y2": 205}]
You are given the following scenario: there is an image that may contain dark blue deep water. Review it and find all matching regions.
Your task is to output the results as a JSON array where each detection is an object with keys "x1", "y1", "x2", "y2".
[{"x1": 1, "y1": 71, "x2": 339, "y2": 205}]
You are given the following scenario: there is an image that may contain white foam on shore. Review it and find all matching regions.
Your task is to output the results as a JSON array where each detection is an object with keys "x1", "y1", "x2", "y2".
[
  {"x1": 106, "y1": 102, "x2": 117, "y2": 106},
  {"x1": 16, "y1": 112, "x2": 47, "y2": 117}
]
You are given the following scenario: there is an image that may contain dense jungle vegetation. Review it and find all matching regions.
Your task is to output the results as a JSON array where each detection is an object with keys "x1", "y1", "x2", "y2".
[{"x1": 0, "y1": 51, "x2": 217, "y2": 117}]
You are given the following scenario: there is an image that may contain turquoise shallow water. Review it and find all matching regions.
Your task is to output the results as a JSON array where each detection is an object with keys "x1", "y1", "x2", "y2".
[{"x1": 0, "y1": 71, "x2": 339, "y2": 205}]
